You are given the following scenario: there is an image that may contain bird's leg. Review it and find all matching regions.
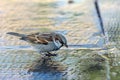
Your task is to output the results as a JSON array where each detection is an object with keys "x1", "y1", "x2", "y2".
[
  {"x1": 45, "y1": 52, "x2": 57, "y2": 57},
  {"x1": 40, "y1": 53, "x2": 52, "y2": 63}
]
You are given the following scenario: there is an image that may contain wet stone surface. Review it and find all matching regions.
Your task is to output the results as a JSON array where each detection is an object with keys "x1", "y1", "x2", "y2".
[{"x1": 0, "y1": 49, "x2": 108, "y2": 80}]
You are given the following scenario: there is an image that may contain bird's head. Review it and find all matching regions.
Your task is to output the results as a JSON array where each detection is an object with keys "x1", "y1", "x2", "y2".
[{"x1": 55, "y1": 33, "x2": 68, "y2": 48}]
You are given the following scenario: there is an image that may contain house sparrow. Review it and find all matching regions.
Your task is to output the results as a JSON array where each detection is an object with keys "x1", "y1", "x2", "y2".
[{"x1": 7, "y1": 32, "x2": 68, "y2": 56}]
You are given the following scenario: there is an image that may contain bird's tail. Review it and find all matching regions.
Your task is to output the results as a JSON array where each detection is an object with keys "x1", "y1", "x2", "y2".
[{"x1": 7, "y1": 32, "x2": 26, "y2": 37}]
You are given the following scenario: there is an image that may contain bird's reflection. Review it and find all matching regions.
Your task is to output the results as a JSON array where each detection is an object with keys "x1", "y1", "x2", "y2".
[{"x1": 28, "y1": 56, "x2": 67, "y2": 80}]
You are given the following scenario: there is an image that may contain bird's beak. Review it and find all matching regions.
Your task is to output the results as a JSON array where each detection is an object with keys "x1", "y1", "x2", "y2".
[{"x1": 64, "y1": 44, "x2": 68, "y2": 48}]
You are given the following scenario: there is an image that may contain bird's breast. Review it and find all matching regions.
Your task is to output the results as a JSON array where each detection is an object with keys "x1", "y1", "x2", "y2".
[{"x1": 31, "y1": 41, "x2": 62, "y2": 53}]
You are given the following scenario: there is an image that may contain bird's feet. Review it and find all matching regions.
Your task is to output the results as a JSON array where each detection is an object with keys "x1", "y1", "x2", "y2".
[{"x1": 45, "y1": 52, "x2": 57, "y2": 57}]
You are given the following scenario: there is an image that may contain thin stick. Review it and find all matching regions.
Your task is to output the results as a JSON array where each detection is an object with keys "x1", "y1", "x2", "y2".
[{"x1": 94, "y1": 0, "x2": 105, "y2": 36}]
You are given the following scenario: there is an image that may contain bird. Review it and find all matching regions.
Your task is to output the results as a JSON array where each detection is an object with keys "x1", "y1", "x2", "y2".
[{"x1": 7, "y1": 32, "x2": 68, "y2": 57}]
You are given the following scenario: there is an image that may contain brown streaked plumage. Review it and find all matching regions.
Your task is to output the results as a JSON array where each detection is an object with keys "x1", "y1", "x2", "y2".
[{"x1": 7, "y1": 32, "x2": 68, "y2": 56}]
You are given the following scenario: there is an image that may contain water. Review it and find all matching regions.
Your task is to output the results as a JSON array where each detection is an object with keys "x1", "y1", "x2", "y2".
[{"x1": 0, "y1": 0, "x2": 120, "y2": 80}]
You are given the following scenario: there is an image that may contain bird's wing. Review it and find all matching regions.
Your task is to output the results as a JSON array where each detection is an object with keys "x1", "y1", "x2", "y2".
[{"x1": 26, "y1": 33, "x2": 57, "y2": 45}]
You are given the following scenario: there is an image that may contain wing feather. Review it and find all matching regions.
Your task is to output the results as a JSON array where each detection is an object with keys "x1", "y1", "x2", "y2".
[{"x1": 26, "y1": 33, "x2": 54, "y2": 44}]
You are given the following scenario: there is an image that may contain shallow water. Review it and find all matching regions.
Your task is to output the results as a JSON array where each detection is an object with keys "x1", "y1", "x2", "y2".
[{"x1": 0, "y1": 0, "x2": 120, "y2": 80}]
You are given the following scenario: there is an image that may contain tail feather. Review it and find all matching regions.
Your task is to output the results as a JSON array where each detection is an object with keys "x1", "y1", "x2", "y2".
[{"x1": 7, "y1": 32, "x2": 26, "y2": 37}]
